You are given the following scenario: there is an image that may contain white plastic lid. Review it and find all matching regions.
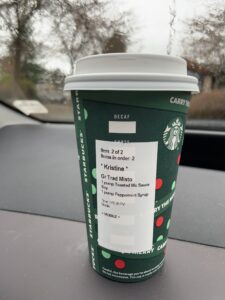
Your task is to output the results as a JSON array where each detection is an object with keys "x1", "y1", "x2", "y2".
[{"x1": 64, "y1": 53, "x2": 199, "y2": 92}]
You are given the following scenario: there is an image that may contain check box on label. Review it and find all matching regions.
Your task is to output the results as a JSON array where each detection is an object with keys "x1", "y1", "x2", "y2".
[{"x1": 108, "y1": 121, "x2": 136, "y2": 134}]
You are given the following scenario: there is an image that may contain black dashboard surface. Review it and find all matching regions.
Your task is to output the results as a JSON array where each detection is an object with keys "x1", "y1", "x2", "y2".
[
  {"x1": 0, "y1": 210, "x2": 225, "y2": 300},
  {"x1": 0, "y1": 124, "x2": 225, "y2": 248}
]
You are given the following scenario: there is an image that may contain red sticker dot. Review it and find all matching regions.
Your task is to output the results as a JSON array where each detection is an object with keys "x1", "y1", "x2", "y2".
[
  {"x1": 156, "y1": 178, "x2": 163, "y2": 190},
  {"x1": 114, "y1": 259, "x2": 126, "y2": 269},
  {"x1": 177, "y1": 154, "x2": 181, "y2": 165},
  {"x1": 156, "y1": 216, "x2": 164, "y2": 227}
]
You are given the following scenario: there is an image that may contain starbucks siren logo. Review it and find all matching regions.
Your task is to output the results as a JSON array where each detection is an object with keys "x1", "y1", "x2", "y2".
[{"x1": 163, "y1": 118, "x2": 183, "y2": 151}]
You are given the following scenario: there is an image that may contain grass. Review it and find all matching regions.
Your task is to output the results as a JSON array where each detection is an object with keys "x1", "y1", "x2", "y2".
[{"x1": 188, "y1": 89, "x2": 225, "y2": 119}]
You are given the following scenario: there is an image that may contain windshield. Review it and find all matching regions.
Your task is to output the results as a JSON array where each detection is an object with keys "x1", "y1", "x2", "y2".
[{"x1": 0, "y1": 0, "x2": 225, "y2": 126}]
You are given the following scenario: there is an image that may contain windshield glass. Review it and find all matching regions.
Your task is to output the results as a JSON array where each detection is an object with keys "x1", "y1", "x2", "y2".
[{"x1": 0, "y1": 0, "x2": 224, "y2": 127}]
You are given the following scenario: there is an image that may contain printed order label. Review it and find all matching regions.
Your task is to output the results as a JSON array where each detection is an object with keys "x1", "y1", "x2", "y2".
[{"x1": 96, "y1": 140, "x2": 158, "y2": 253}]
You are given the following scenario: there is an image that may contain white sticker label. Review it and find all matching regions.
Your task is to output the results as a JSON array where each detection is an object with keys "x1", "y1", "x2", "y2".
[
  {"x1": 96, "y1": 140, "x2": 158, "y2": 253},
  {"x1": 13, "y1": 100, "x2": 48, "y2": 115},
  {"x1": 108, "y1": 121, "x2": 136, "y2": 134}
]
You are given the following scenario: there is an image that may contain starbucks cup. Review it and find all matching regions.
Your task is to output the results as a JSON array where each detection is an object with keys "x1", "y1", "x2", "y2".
[{"x1": 64, "y1": 54, "x2": 199, "y2": 283}]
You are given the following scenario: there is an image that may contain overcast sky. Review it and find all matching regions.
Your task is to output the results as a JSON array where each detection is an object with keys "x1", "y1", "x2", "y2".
[
  {"x1": 114, "y1": 0, "x2": 223, "y2": 54},
  {"x1": 28, "y1": 0, "x2": 225, "y2": 73}
]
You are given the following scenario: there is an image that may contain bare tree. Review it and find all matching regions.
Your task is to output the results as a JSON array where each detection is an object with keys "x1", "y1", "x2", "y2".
[
  {"x1": 0, "y1": 0, "x2": 131, "y2": 100},
  {"x1": 0, "y1": 0, "x2": 45, "y2": 81},
  {"x1": 102, "y1": 31, "x2": 128, "y2": 53},
  {"x1": 182, "y1": 7, "x2": 225, "y2": 86},
  {"x1": 49, "y1": 0, "x2": 130, "y2": 74}
]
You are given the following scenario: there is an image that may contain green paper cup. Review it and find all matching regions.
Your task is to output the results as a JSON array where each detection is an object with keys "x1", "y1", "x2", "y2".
[{"x1": 64, "y1": 54, "x2": 198, "y2": 282}]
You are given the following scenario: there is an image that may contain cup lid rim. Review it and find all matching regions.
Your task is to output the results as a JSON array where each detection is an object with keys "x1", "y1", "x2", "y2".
[{"x1": 64, "y1": 54, "x2": 199, "y2": 92}]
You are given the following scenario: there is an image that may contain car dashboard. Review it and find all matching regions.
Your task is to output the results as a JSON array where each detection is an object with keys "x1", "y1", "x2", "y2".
[{"x1": 0, "y1": 104, "x2": 225, "y2": 299}]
